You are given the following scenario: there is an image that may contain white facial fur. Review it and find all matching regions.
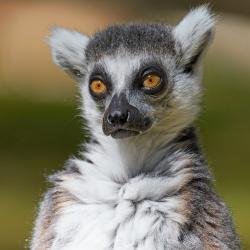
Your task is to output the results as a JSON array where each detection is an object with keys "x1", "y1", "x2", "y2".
[{"x1": 81, "y1": 52, "x2": 201, "y2": 138}]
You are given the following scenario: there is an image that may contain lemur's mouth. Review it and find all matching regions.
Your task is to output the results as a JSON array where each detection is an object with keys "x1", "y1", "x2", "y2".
[
  {"x1": 102, "y1": 93, "x2": 152, "y2": 139},
  {"x1": 110, "y1": 129, "x2": 140, "y2": 139}
]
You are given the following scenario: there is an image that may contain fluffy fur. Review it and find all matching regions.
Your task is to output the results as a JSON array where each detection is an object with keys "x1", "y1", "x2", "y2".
[{"x1": 31, "y1": 6, "x2": 240, "y2": 250}]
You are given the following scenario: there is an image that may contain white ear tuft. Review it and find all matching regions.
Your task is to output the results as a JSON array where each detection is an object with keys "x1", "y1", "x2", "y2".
[
  {"x1": 173, "y1": 5, "x2": 216, "y2": 70},
  {"x1": 48, "y1": 27, "x2": 90, "y2": 78}
]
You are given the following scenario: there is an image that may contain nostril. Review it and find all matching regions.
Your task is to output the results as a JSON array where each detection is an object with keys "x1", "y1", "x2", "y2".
[
  {"x1": 120, "y1": 112, "x2": 128, "y2": 124},
  {"x1": 107, "y1": 110, "x2": 129, "y2": 126},
  {"x1": 107, "y1": 114, "x2": 115, "y2": 125}
]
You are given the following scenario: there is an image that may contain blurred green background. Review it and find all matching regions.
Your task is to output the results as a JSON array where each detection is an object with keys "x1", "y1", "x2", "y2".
[{"x1": 0, "y1": 1, "x2": 250, "y2": 249}]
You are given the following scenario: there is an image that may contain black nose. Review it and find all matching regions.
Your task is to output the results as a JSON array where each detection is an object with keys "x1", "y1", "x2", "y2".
[{"x1": 107, "y1": 110, "x2": 129, "y2": 126}]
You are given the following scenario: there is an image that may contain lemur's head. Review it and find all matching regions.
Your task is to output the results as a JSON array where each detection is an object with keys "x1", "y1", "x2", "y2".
[{"x1": 49, "y1": 6, "x2": 215, "y2": 139}]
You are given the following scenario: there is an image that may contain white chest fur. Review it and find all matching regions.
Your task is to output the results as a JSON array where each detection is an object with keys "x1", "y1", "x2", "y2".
[
  {"x1": 50, "y1": 156, "x2": 192, "y2": 250},
  {"x1": 51, "y1": 196, "x2": 185, "y2": 250}
]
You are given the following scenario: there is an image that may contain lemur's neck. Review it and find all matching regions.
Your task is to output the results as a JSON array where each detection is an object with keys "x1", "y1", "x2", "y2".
[
  {"x1": 117, "y1": 130, "x2": 180, "y2": 175},
  {"x1": 85, "y1": 126, "x2": 199, "y2": 181}
]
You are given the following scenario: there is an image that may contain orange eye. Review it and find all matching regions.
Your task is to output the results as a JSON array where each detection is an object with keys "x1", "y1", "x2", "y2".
[
  {"x1": 143, "y1": 74, "x2": 161, "y2": 89},
  {"x1": 90, "y1": 80, "x2": 107, "y2": 95}
]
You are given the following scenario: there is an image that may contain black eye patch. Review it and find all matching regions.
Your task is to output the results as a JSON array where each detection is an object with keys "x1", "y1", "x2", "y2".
[
  {"x1": 132, "y1": 62, "x2": 168, "y2": 95},
  {"x1": 89, "y1": 65, "x2": 113, "y2": 101}
]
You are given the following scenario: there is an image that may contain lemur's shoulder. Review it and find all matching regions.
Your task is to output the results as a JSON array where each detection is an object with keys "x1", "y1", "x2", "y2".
[
  {"x1": 31, "y1": 166, "x2": 80, "y2": 250},
  {"x1": 31, "y1": 188, "x2": 73, "y2": 249}
]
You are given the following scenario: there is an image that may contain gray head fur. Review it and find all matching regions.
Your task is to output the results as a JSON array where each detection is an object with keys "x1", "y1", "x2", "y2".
[{"x1": 85, "y1": 24, "x2": 176, "y2": 61}]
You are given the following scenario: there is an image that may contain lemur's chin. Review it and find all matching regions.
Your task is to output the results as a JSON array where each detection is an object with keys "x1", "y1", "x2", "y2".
[{"x1": 110, "y1": 129, "x2": 140, "y2": 139}]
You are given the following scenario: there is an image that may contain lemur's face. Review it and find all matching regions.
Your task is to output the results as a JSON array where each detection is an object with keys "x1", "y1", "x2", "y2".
[
  {"x1": 86, "y1": 53, "x2": 173, "y2": 139},
  {"x1": 49, "y1": 7, "x2": 214, "y2": 139}
]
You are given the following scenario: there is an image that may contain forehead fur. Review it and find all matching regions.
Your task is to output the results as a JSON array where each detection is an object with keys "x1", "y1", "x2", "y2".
[{"x1": 85, "y1": 24, "x2": 176, "y2": 62}]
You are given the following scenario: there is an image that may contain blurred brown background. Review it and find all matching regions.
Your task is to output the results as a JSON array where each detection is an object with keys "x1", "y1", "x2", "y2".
[{"x1": 0, "y1": 1, "x2": 250, "y2": 249}]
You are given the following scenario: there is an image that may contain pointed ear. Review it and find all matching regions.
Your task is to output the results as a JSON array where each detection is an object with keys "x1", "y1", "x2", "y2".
[
  {"x1": 48, "y1": 27, "x2": 90, "y2": 79},
  {"x1": 173, "y1": 5, "x2": 216, "y2": 73}
]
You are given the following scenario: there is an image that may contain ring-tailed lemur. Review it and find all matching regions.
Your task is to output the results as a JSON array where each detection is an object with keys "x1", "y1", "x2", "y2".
[{"x1": 31, "y1": 6, "x2": 240, "y2": 250}]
